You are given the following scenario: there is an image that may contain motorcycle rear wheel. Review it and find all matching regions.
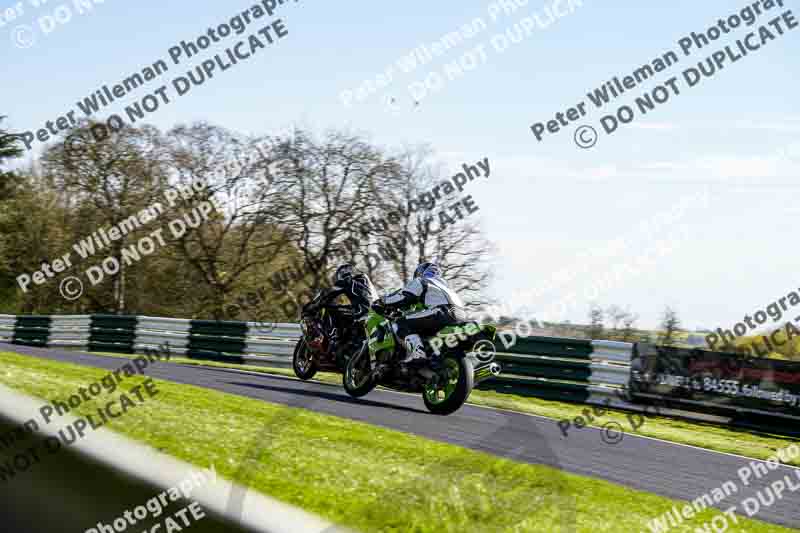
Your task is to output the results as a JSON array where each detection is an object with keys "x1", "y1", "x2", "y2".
[{"x1": 422, "y1": 356, "x2": 474, "y2": 415}]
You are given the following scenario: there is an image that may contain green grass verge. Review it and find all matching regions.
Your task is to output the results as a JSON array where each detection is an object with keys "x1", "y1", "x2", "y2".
[
  {"x1": 0, "y1": 351, "x2": 795, "y2": 533},
  {"x1": 83, "y1": 349, "x2": 800, "y2": 467}
]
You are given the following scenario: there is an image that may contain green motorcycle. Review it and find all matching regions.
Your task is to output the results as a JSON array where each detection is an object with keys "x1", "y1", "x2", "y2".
[{"x1": 343, "y1": 301, "x2": 501, "y2": 415}]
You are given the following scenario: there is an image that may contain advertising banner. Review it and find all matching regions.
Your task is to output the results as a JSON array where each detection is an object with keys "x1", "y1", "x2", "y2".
[{"x1": 630, "y1": 343, "x2": 800, "y2": 421}]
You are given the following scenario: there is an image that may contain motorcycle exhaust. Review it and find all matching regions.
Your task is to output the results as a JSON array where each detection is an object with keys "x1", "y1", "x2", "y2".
[{"x1": 473, "y1": 362, "x2": 501, "y2": 384}]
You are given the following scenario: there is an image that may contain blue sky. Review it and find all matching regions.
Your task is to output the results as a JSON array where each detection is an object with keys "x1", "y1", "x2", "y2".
[{"x1": 3, "y1": 0, "x2": 799, "y2": 329}]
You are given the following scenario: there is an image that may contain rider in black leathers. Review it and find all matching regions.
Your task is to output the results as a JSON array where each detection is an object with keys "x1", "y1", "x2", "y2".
[{"x1": 302, "y1": 264, "x2": 376, "y2": 357}]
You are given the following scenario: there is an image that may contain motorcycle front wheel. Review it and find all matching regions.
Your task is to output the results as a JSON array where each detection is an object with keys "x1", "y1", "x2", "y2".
[
  {"x1": 422, "y1": 356, "x2": 474, "y2": 415},
  {"x1": 343, "y1": 343, "x2": 377, "y2": 398},
  {"x1": 292, "y1": 339, "x2": 318, "y2": 380}
]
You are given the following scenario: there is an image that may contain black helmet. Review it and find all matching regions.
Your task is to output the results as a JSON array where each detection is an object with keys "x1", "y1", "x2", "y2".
[
  {"x1": 332, "y1": 263, "x2": 354, "y2": 286},
  {"x1": 413, "y1": 262, "x2": 441, "y2": 280}
]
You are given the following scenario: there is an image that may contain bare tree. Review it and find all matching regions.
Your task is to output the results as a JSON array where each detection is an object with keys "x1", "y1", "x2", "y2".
[
  {"x1": 621, "y1": 311, "x2": 639, "y2": 342},
  {"x1": 659, "y1": 306, "x2": 682, "y2": 346},
  {"x1": 0, "y1": 115, "x2": 24, "y2": 203},
  {"x1": 4, "y1": 121, "x2": 495, "y2": 320},
  {"x1": 588, "y1": 303, "x2": 605, "y2": 339},
  {"x1": 160, "y1": 122, "x2": 294, "y2": 318},
  {"x1": 265, "y1": 129, "x2": 399, "y2": 301},
  {"x1": 360, "y1": 145, "x2": 493, "y2": 304},
  {"x1": 41, "y1": 121, "x2": 168, "y2": 313},
  {"x1": 606, "y1": 305, "x2": 627, "y2": 332}
]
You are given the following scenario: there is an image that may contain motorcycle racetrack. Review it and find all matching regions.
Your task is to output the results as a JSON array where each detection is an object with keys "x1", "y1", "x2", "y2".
[{"x1": 2, "y1": 343, "x2": 798, "y2": 532}]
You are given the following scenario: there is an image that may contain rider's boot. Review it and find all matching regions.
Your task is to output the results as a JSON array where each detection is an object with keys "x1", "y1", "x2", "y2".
[{"x1": 400, "y1": 334, "x2": 427, "y2": 364}]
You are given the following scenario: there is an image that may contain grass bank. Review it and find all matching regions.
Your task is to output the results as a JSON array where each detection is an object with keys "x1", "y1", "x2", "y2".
[
  {"x1": 0, "y1": 351, "x2": 795, "y2": 533},
  {"x1": 85, "y1": 349, "x2": 800, "y2": 467}
]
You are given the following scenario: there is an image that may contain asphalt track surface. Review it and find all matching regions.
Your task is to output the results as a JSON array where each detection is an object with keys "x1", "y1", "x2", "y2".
[{"x1": 3, "y1": 343, "x2": 800, "y2": 530}]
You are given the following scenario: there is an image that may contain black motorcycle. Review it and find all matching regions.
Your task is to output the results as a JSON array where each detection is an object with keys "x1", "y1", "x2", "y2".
[{"x1": 292, "y1": 274, "x2": 378, "y2": 380}]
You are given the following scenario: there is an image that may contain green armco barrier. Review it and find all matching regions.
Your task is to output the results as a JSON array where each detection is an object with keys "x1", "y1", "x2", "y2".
[
  {"x1": 189, "y1": 320, "x2": 249, "y2": 337},
  {"x1": 90, "y1": 315, "x2": 139, "y2": 328},
  {"x1": 88, "y1": 315, "x2": 138, "y2": 354},
  {"x1": 10, "y1": 336, "x2": 49, "y2": 347},
  {"x1": 1, "y1": 315, "x2": 622, "y2": 413},
  {"x1": 187, "y1": 320, "x2": 249, "y2": 360},
  {"x1": 6, "y1": 313, "x2": 799, "y2": 430},
  {"x1": 477, "y1": 335, "x2": 611, "y2": 404},
  {"x1": 12, "y1": 328, "x2": 51, "y2": 342},
  {"x1": 187, "y1": 337, "x2": 248, "y2": 353},
  {"x1": 15, "y1": 316, "x2": 52, "y2": 327},
  {"x1": 497, "y1": 357, "x2": 591, "y2": 381},
  {"x1": 13, "y1": 326, "x2": 51, "y2": 335},
  {"x1": 500, "y1": 335, "x2": 593, "y2": 358},
  {"x1": 12, "y1": 316, "x2": 51, "y2": 347},
  {"x1": 87, "y1": 342, "x2": 136, "y2": 354},
  {"x1": 89, "y1": 330, "x2": 137, "y2": 343}
]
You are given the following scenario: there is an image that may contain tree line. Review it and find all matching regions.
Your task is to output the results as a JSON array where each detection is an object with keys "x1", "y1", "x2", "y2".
[
  {"x1": 585, "y1": 303, "x2": 799, "y2": 360},
  {"x1": 0, "y1": 116, "x2": 491, "y2": 321}
]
